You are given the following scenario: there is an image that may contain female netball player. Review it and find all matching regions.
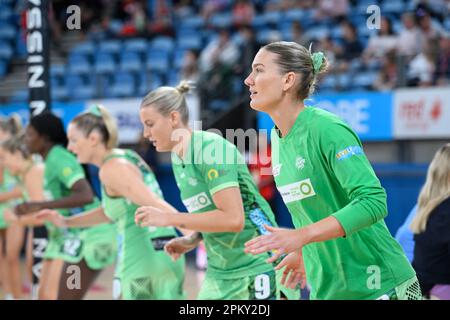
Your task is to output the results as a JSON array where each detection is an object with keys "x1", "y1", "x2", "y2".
[
  {"x1": 38, "y1": 105, "x2": 185, "y2": 300},
  {"x1": 0, "y1": 115, "x2": 26, "y2": 299},
  {"x1": 134, "y1": 81, "x2": 301, "y2": 300},
  {"x1": 243, "y1": 41, "x2": 421, "y2": 300},
  {"x1": 14, "y1": 112, "x2": 117, "y2": 300}
]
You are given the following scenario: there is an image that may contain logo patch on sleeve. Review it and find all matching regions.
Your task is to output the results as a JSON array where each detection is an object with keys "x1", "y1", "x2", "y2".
[{"x1": 336, "y1": 146, "x2": 363, "y2": 161}]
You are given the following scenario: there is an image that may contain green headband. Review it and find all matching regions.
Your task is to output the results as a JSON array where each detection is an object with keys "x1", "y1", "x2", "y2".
[
  {"x1": 86, "y1": 105, "x2": 102, "y2": 117},
  {"x1": 311, "y1": 51, "x2": 324, "y2": 75}
]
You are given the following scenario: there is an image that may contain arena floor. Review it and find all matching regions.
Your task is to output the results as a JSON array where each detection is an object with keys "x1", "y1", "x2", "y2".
[{"x1": 0, "y1": 256, "x2": 204, "y2": 300}]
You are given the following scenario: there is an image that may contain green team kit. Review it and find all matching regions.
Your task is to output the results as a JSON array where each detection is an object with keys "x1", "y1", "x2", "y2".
[
  {"x1": 101, "y1": 149, "x2": 185, "y2": 300},
  {"x1": 0, "y1": 169, "x2": 19, "y2": 229},
  {"x1": 172, "y1": 130, "x2": 299, "y2": 300},
  {"x1": 42, "y1": 145, "x2": 117, "y2": 270},
  {"x1": 270, "y1": 106, "x2": 421, "y2": 300}
]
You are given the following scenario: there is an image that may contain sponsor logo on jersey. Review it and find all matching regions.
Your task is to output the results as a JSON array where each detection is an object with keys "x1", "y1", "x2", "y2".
[
  {"x1": 62, "y1": 167, "x2": 73, "y2": 177},
  {"x1": 272, "y1": 164, "x2": 282, "y2": 177},
  {"x1": 183, "y1": 192, "x2": 212, "y2": 212},
  {"x1": 277, "y1": 178, "x2": 316, "y2": 203},
  {"x1": 336, "y1": 146, "x2": 363, "y2": 161},
  {"x1": 295, "y1": 156, "x2": 306, "y2": 170},
  {"x1": 207, "y1": 169, "x2": 219, "y2": 180}
]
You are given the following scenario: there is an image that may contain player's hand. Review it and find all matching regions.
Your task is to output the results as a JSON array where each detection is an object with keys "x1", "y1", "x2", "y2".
[
  {"x1": 164, "y1": 236, "x2": 199, "y2": 262},
  {"x1": 3, "y1": 208, "x2": 19, "y2": 224},
  {"x1": 36, "y1": 209, "x2": 66, "y2": 227},
  {"x1": 134, "y1": 206, "x2": 172, "y2": 227},
  {"x1": 276, "y1": 251, "x2": 307, "y2": 290},
  {"x1": 244, "y1": 225, "x2": 307, "y2": 263}
]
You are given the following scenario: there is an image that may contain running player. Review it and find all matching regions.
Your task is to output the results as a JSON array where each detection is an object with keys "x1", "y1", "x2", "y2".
[
  {"x1": 135, "y1": 81, "x2": 300, "y2": 300},
  {"x1": 38, "y1": 105, "x2": 185, "y2": 300},
  {"x1": 0, "y1": 115, "x2": 26, "y2": 299},
  {"x1": 243, "y1": 41, "x2": 421, "y2": 300},
  {"x1": 14, "y1": 112, "x2": 117, "y2": 300}
]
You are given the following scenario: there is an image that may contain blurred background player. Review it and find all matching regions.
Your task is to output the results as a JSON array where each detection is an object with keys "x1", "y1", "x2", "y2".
[{"x1": 39, "y1": 105, "x2": 185, "y2": 300}]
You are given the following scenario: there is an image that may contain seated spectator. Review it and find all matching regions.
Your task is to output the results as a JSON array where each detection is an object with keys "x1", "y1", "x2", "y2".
[
  {"x1": 434, "y1": 35, "x2": 450, "y2": 85},
  {"x1": 416, "y1": 8, "x2": 447, "y2": 42},
  {"x1": 198, "y1": 29, "x2": 237, "y2": 111},
  {"x1": 180, "y1": 49, "x2": 200, "y2": 84},
  {"x1": 235, "y1": 26, "x2": 258, "y2": 78},
  {"x1": 411, "y1": 143, "x2": 450, "y2": 300},
  {"x1": 398, "y1": 12, "x2": 424, "y2": 59},
  {"x1": 334, "y1": 20, "x2": 363, "y2": 71},
  {"x1": 232, "y1": 0, "x2": 255, "y2": 27},
  {"x1": 199, "y1": 28, "x2": 239, "y2": 73},
  {"x1": 291, "y1": 21, "x2": 311, "y2": 48},
  {"x1": 363, "y1": 16, "x2": 398, "y2": 62},
  {"x1": 202, "y1": 0, "x2": 230, "y2": 22},
  {"x1": 373, "y1": 49, "x2": 398, "y2": 91},
  {"x1": 313, "y1": 0, "x2": 349, "y2": 22},
  {"x1": 407, "y1": 39, "x2": 437, "y2": 87}
]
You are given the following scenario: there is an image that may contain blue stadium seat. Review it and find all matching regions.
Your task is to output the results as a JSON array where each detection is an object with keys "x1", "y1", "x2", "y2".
[
  {"x1": 71, "y1": 42, "x2": 96, "y2": 56},
  {"x1": 94, "y1": 53, "x2": 116, "y2": 74},
  {"x1": 51, "y1": 86, "x2": 69, "y2": 101},
  {"x1": 353, "y1": 71, "x2": 378, "y2": 89},
  {"x1": 124, "y1": 38, "x2": 148, "y2": 54},
  {"x1": 179, "y1": 15, "x2": 205, "y2": 30},
  {"x1": 381, "y1": 0, "x2": 405, "y2": 15},
  {"x1": 0, "y1": 42, "x2": 13, "y2": 59},
  {"x1": 120, "y1": 51, "x2": 142, "y2": 72},
  {"x1": 263, "y1": 11, "x2": 282, "y2": 25},
  {"x1": 149, "y1": 37, "x2": 175, "y2": 53},
  {"x1": 173, "y1": 50, "x2": 186, "y2": 69},
  {"x1": 68, "y1": 54, "x2": 91, "y2": 75},
  {"x1": 305, "y1": 26, "x2": 330, "y2": 41},
  {"x1": 50, "y1": 64, "x2": 66, "y2": 77},
  {"x1": 336, "y1": 73, "x2": 352, "y2": 90},
  {"x1": 318, "y1": 74, "x2": 337, "y2": 91},
  {"x1": 72, "y1": 84, "x2": 96, "y2": 100},
  {"x1": 64, "y1": 74, "x2": 85, "y2": 88},
  {"x1": 167, "y1": 70, "x2": 180, "y2": 87},
  {"x1": 109, "y1": 72, "x2": 136, "y2": 97},
  {"x1": 209, "y1": 13, "x2": 232, "y2": 28},
  {"x1": 0, "y1": 59, "x2": 6, "y2": 78},
  {"x1": 176, "y1": 35, "x2": 202, "y2": 50},
  {"x1": 0, "y1": 8, "x2": 14, "y2": 24},
  {"x1": 98, "y1": 40, "x2": 122, "y2": 55},
  {"x1": 146, "y1": 50, "x2": 170, "y2": 73},
  {"x1": 250, "y1": 14, "x2": 267, "y2": 29},
  {"x1": 9, "y1": 89, "x2": 28, "y2": 103},
  {"x1": 284, "y1": 9, "x2": 306, "y2": 22}
]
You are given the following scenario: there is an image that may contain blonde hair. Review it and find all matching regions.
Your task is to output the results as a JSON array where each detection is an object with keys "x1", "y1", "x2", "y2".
[
  {"x1": 140, "y1": 80, "x2": 191, "y2": 124},
  {"x1": 262, "y1": 41, "x2": 329, "y2": 100},
  {"x1": 410, "y1": 143, "x2": 450, "y2": 233},
  {"x1": 1, "y1": 132, "x2": 31, "y2": 160},
  {"x1": 0, "y1": 113, "x2": 22, "y2": 135},
  {"x1": 71, "y1": 104, "x2": 118, "y2": 149}
]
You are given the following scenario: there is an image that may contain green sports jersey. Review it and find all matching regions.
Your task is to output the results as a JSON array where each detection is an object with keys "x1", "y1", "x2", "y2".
[
  {"x1": 0, "y1": 169, "x2": 19, "y2": 229},
  {"x1": 42, "y1": 145, "x2": 117, "y2": 266},
  {"x1": 270, "y1": 106, "x2": 415, "y2": 300},
  {"x1": 101, "y1": 149, "x2": 184, "y2": 287},
  {"x1": 171, "y1": 130, "x2": 276, "y2": 280}
]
